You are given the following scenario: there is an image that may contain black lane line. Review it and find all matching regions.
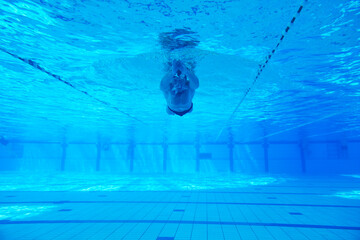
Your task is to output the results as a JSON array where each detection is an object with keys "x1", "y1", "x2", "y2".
[
  {"x1": 0, "y1": 201, "x2": 359, "y2": 208},
  {"x1": 0, "y1": 47, "x2": 145, "y2": 124},
  {"x1": 0, "y1": 190, "x2": 354, "y2": 195},
  {"x1": 0, "y1": 219, "x2": 359, "y2": 231}
]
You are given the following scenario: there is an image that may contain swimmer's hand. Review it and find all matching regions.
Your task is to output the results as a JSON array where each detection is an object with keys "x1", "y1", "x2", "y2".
[
  {"x1": 172, "y1": 59, "x2": 187, "y2": 76},
  {"x1": 172, "y1": 59, "x2": 189, "y2": 84}
]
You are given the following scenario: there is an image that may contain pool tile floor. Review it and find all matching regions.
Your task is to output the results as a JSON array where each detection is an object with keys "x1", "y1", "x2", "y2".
[{"x1": 0, "y1": 174, "x2": 359, "y2": 239}]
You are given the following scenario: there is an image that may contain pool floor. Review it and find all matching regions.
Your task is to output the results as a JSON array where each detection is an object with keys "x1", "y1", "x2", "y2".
[{"x1": 0, "y1": 174, "x2": 359, "y2": 239}]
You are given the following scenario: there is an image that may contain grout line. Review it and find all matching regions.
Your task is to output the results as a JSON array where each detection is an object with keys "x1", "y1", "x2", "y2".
[{"x1": 1, "y1": 220, "x2": 359, "y2": 231}]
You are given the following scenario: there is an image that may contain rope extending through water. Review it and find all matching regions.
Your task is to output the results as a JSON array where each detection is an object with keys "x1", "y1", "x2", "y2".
[
  {"x1": 216, "y1": 0, "x2": 308, "y2": 141},
  {"x1": 0, "y1": 48, "x2": 145, "y2": 124}
]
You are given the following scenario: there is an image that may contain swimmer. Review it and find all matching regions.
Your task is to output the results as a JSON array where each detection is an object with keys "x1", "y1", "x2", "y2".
[{"x1": 160, "y1": 59, "x2": 199, "y2": 116}]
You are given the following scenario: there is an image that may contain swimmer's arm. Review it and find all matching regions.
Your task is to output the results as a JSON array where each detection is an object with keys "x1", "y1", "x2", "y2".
[
  {"x1": 172, "y1": 60, "x2": 199, "y2": 89},
  {"x1": 186, "y1": 70, "x2": 199, "y2": 89},
  {"x1": 160, "y1": 72, "x2": 172, "y2": 92}
]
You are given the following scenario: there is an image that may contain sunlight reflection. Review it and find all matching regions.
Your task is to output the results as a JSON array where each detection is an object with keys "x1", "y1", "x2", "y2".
[
  {"x1": 334, "y1": 190, "x2": 360, "y2": 200},
  {"x1": 343, "y1": 174, "x2": 360, "y2": 179},
  {"x1": 0, "y1": 173, "x2": 287, "y2": 191},
  {"x1": 0, "y1": 205, "x2": 55, "y2": 220}
]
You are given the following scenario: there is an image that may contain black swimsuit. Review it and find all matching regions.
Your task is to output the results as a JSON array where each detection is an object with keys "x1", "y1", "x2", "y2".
[{"x1": 167, "y1": 103, "x2": 193, "y2": 116}]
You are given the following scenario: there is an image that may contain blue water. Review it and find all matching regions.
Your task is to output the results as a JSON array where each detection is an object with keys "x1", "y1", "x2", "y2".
[
  {"x1": 1, "y1": 0, "x2": 359, "y2": 172},
  {"x1": 0, "y1": 0, "x2": 358, "y2": 143},
  {"x1": 0, "y1": 1, "x2": 360, "y2": 239}
]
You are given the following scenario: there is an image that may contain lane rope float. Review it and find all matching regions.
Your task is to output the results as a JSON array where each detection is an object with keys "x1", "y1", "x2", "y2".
[
  {"x1": 216, "y1": 0, "x2": 308, "y2": 141},
  {"x1": 0, "y1": 48, "x2": 145, "y2": 124}
]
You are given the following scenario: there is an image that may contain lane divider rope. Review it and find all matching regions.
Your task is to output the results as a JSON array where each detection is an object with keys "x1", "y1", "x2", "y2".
[
  {"x1": 216, "y1": 0, "x2": 308, "y2": 141},
  {"x1": 0, "y1": 48, "x2": 145, "y2": 124}
]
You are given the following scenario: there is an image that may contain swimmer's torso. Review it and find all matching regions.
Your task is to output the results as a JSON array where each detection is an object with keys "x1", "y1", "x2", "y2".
[
  {"x1": 160, "y1": 59, "x2": 199, "y2": 113},
  {"x1": 168, "y1": 87, "x2": 194, "y2": 108},
  {"x1": 167, "y1": 74, "x2": 194, "y2": 109}
]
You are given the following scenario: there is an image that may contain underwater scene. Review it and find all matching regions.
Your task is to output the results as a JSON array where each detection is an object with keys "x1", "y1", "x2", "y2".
[{"x1": 0, "y1": 0, "x2": 360, "y2": 239}]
